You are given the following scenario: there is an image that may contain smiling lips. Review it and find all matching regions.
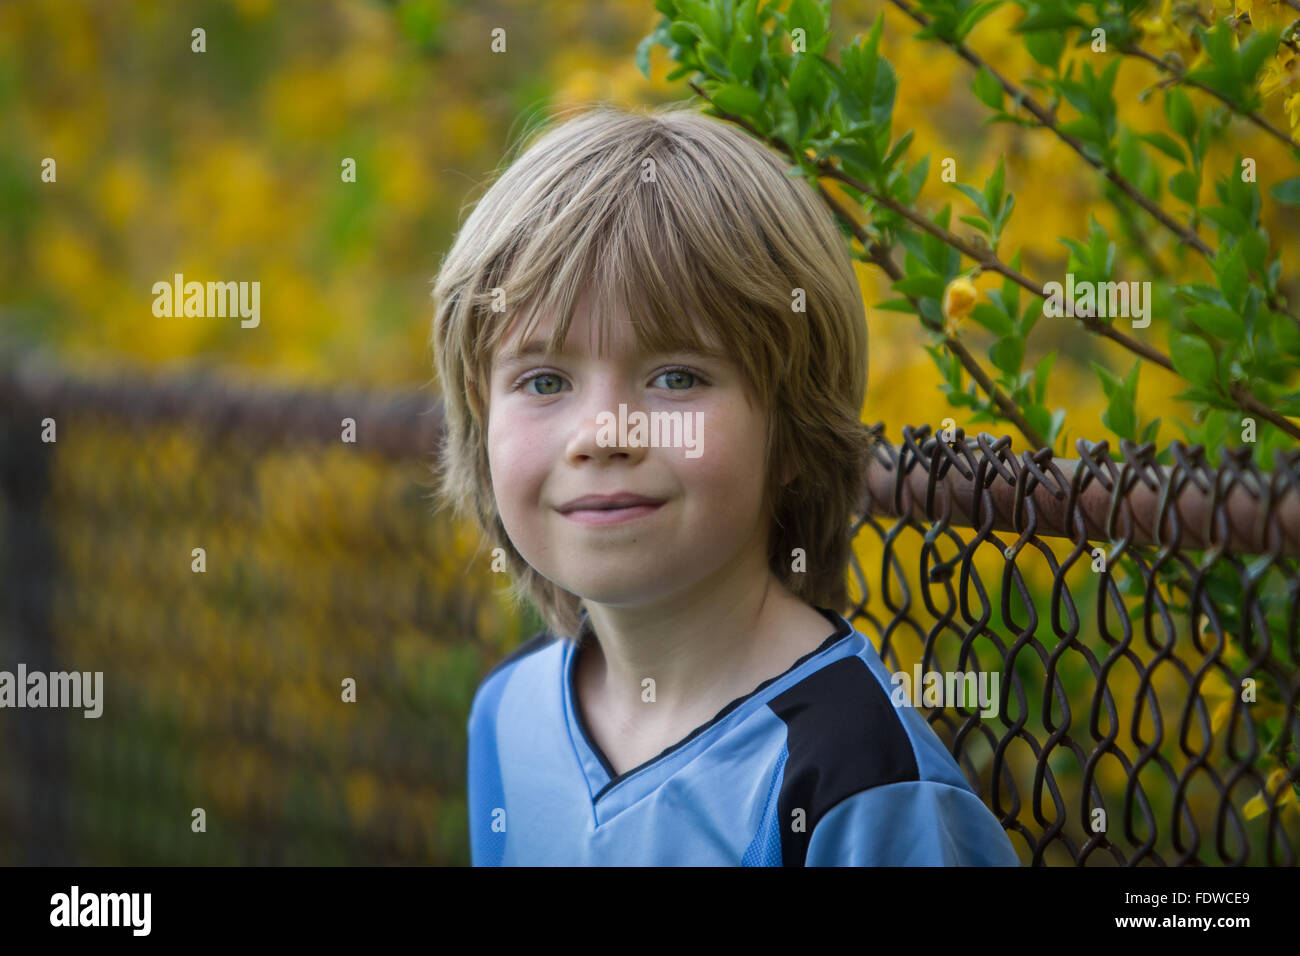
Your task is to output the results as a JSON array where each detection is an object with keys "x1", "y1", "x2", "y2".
[
  {"x1": 557, "y1": 493, "x2": 666, "y2": 527},
  {"x1": 556, "y1": 492, "x2": 666, "y2": 513}
]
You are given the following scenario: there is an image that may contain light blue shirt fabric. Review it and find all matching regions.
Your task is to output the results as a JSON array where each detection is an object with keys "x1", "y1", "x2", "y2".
[{"x1": 467, "y1": 606, "x2": 1020, "y2": 866}]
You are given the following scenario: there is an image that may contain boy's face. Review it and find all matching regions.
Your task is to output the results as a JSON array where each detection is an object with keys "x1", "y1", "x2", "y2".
[{"x1": 485, "y1": 292, "x2": 774, "y2": 612}]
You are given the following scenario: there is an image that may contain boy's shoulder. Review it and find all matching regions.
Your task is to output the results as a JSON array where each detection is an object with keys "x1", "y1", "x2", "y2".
[
  {"x1": 467, "y1": 627, "x2": 562, "y2": 720},
  {"x1": 481, "y1": 628, "x2": 560, "y2": 684},
  {"x1": 768, "y1": 629, "x2": 974, "y2": 797},
  {"x1": 766, "y1": 626, "x2": 1016, "y2": 864}
]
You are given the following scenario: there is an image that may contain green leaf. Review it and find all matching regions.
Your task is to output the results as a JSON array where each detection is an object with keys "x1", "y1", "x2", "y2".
[
  {"x1": 959, "y1": 214, "x2": 992, "y2": 233},
  {"x1": 636, "y1": 23, "x2": 671, "y2": 80},
  {"x1": 971, "y1": 303, "x2": 1015, "y2": 336},
  {"x1": 1034, "y1": 350, "x2": 1056, "y2": 405},
  {"x1": 1237, "y1": 28, "x2": 1281, "y2": 92},
  {"x1": 1169, "y1": 169, "x2": 1199, "y2": 205},
  {"x1": 905, "y1": 153, "x2": 930, "y2": 202},
  {"x1": 670, "y1": 20, "x2": 700, "y2": 45},
  {"x1": 1087, "y1": 216, "x2": 1114, "y2": 277},
  {"x1": 1104, "y1": 388, "x2": 1137, "y2": 441},
  {"x1": 787, "y1": 0, "x2": 828, "y2": 47},
  {"x1": 1185, "y1": 305, "x2": 1244, "y2": 342},
  {"x1": 1140, "y1": 417, "x2": 1162, "y2": 445},
  {"x1": 984, "y1": 155, "x2": 1006, "y2": 218},
  {"x1": 738, "y1": 0, "x2": 760, "y2": 33},
  {"x1": 1139, "y1": 132, "x2": 1187, "y2": 165},
  {"x1": 711, "y1": 82, "x2": 763, "y2": 116},
  {"x1": 882, "y1": 129, "x2": 916, "y2": 173},
  {"x1": 1019, "y1": 295, "x2": 1042, "y2": 337},
  {"x1": 892, "y1": 274, "x2": 947, "y2": 299},
  {"x1": 1165, "y1": 87, "x2": 1197, "y2": 143},
  {"x1": 1201, "y1": 204, "x2": 1249, "y2": 235},
  {"x1": 680, "y1": 0, "x2": 724, "y2": 49},
  {"x1": 697, "y1": 40, "x2": 731, "y2": 77},
  {"x1": 1015, "y1": 0, "x2": 1087, "y2": 32},
  {"x1": 994, "y1": 192, "x2": 1015, "y2": 236},
  {"x1": 1023, "y1": 29, "x2": 1066, "y2": 69},
  {"x1": 956, "y1": 1, "x2": 1004, "y2": 40},
  {"x1": 1238, "y1": 229, "x2": 1268, "y2": 274},
  {"x1": 923, "y1": 203, "x2": 954, "y2": 273},
  {"x1": 1025, "y1": 403, "x2": 1052, "y2": 441},
  {"x1": 972, "y1": 67, "x2": 1004, "y2": 110},
  {"x1": 1213, "y1": 245, "x2": 1247, "y2": 313},
  {"x1": 845, "y1": 13, "x2": 897, "y2": 130},
  {"x1": 1004, "y1": 252, "x2": 1022, "y2": 319},
  {"x1": 953, "y1": 182, "x2": 991, "y2": 217},
  {"x1": 1270, "y1": 177, "x2": 1300, "y2": 206},
  {"x1": 1170, "y1": 332, "x2": 1217, "y2": 387},
  {"x1": 1060, "y1": 115, "x2": 1106, "y2": 145},
  {"x1": 728, "y1": 31, "x2": 763, "y2": 84},
  {"x1": 990, "y1": 334, "x2": 1024, "y2": 376},
  {"x1": 1122, "y1": 358, "x2": 1140, "y2": 401},
  {"x1": 1187, "y1": 21, "x2": 1243, "y2": 103},
  {"x1": 1092, "y1": 360, "x2": 1123, "y2": 399}
]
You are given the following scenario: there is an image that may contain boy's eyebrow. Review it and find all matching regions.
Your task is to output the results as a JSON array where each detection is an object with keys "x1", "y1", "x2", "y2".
[{"x1": 495, "y1": 339, "x2": 729, "y2": 365}]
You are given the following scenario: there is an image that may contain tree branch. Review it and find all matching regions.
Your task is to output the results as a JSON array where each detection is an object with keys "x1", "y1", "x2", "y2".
[
  {"x1": 687, "y1": 82, "x2": 1300, "y2": 444},
  {"x1": 1121, "y1": 44, "x2": 1300, "y2": 153},
  {"x1": 886, "y1": 0, "x2": 1300, "y2": 329},
  {"x1": 886, "y1": 0, "x2": 1214, "y2": 255}
]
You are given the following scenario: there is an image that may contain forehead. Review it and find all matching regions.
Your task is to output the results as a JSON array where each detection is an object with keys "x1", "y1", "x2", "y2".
[{"x1": 490, "y1": 295, "x2": 726, "y2": 367}]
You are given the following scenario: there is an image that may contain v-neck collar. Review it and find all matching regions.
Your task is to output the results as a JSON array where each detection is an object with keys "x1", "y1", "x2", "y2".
[{"x1": 564, "y1": 605, "x2": 854, "y2": 803}]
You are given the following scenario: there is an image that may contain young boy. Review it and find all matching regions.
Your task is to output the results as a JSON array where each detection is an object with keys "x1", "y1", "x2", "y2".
[{"x1": 431, "y1": 102, "x2": 1019, "y2": 866}]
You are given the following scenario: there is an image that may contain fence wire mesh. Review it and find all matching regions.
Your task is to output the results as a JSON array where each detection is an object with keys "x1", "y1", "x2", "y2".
[{"x1": 1, "y1": 350, "x2": 1297, "y2": 865}]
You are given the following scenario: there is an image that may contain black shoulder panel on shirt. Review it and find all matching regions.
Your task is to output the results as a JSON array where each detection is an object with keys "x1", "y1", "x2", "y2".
[
  {"x1": 768, "y1": 655, "x2": 920, "y2": 866},
  {"x1": 480, "y1": 629, "x2": 557, "y2": 685}
]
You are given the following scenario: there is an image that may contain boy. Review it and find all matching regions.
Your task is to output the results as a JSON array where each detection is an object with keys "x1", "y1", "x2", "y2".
[{"x1": 430, "y1": 102, "x2": 1019, "y2": 866}]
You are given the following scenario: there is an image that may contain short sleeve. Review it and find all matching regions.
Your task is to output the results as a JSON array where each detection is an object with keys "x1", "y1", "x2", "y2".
[
  {"x1": 465, "y1": 675, "x2": 511, "y2": 867},
  {"x1": 803, "y1": 779, "x2": 1020, "y2": 866}
]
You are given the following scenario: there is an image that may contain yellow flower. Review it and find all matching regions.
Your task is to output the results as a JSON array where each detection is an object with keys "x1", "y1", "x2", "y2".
[
  {"x1": 1258, "y1": 56, "x2": 1297, "y2": 100},
  {"x1": 1139, "y1": 0, "x2": 1175, "y2": 41},
  {"x1": 1139, "y1": 0, "x2": 1196, "y2": 58},
  {"x1": 1243, "y1": 766, "x2": 1299, "y2": 820},
  {"x1": 1203, "y1": 667, "x2": 1239, "y2": 735},
  {"x1": 1286, "y1": 92, "x2": 1300, "y2": 135},
  {"x1": 942, "y1": 276, "x2": 978, "y2": 332}
]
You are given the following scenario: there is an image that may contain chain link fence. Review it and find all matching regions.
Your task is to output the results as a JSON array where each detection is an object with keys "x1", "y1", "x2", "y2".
[{"x1": 1, "y1": 347, "x2": 1297, "y2": 864}]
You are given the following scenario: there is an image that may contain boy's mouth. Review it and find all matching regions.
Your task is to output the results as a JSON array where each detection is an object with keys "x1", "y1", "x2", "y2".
[
  {"x1": 559, "y1": 502, "x2": 665, "y2": 527},
  {"x1": 556, "y1": 492, "x2": 667, "y2": 527},
  {"x1": 556, "y1": 492, "x2": 666, "y2": 513}
]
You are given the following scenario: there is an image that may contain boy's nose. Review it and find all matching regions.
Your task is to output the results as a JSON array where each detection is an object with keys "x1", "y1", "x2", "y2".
[{"x1": 565, "y1": 390, "x2": 648, "y2": 462}]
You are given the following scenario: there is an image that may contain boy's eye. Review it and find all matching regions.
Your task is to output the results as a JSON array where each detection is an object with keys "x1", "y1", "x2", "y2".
[
  {"x1": 512, "y1": 366, "x2": 705, "y2": 395},
  {"x1": 525, "y1": 373, "x2": 565, "y2": 396},
  {"x1": 654, "y1": 368, "x2": 699, "y2": 390}
]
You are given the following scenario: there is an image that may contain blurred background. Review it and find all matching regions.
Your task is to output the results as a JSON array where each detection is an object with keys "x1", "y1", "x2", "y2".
[{"x1": 1, "y1": 0, "x2": 1297, "y2": 864}]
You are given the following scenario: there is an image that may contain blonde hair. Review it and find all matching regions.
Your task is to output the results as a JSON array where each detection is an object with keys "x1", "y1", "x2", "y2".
[{"x1": 430, "y1": 101, "x2": 875, "y2": 643}]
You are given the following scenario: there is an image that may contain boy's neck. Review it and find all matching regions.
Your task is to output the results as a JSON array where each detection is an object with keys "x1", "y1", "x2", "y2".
[{"x1": 574, "y1": 576, "x2": 840, "y2": 774}]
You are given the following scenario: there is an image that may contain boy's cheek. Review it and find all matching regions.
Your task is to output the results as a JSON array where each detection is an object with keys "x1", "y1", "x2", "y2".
[{"x1": 490, "y1": 417, "x2": 547, "y2": 465}]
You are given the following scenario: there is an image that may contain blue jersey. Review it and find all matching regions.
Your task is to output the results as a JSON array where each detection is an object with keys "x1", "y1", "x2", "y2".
[{"x1": 466, "y1": 606, "x2": 1020, "y2": 865}]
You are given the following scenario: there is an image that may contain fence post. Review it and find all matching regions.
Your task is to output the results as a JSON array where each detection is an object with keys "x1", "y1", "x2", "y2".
[{"x1": 0, "y1": 388, "x2": 67, "y2": 864}]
